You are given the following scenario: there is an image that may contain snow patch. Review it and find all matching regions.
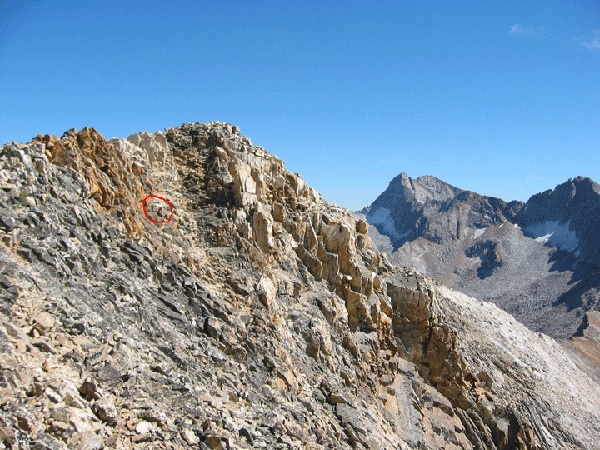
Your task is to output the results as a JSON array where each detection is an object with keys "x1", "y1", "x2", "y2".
[
  {"x1": 367, "y1": 207, "x2": 409, "y2": 241},
  {"x1": 534, "y1": 234, "x2": 552, "y2": 244},
  {"x1": 525, "y1": 220, "x2": 578, "y2": 253},
  {"x1": 473, "y1": 227, "x2": 487, "y2": 239}
]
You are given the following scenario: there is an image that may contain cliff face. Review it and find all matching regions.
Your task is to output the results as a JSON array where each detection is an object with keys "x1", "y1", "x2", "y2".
[
  {"x1": 1, "y1": 123, "x2": 599, "y2": 449},
  {"x1": 516, "y1": 176, "x2": 600, "y2": 268},
  {"x1": 363, "y1": 173, "x2": 600, "y2": 340},
  {"x1": 363, "y1": 172, "x2": 519, "y2": 247}
]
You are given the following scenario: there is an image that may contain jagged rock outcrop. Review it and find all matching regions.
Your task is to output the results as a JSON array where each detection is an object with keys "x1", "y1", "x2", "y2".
[
  {"x1": 1, "y1": 123, "x2": 599, "y2": 449},
  {"x1": 362, "y1": 173, "x2": 600, "y2": 340}
]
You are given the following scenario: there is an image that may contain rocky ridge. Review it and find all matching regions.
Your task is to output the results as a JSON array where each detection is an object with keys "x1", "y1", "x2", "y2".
[{"x1": 1, "y1": 124, "x2": 599, "y2": 449}]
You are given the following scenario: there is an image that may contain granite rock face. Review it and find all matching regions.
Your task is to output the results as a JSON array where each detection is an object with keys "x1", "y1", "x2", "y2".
[
  {"x1": 363, "y1": 172, "x2": 520, "y2": 247},
  {"x1": 516, "y1": 176, "x2": 600, "y2": 268},
  {"x1": 363, "y1": 173, "x2": 600, "y2": 340},
  {"x1": 1, "y1": 123, "x2": 599, "y2": 449}
]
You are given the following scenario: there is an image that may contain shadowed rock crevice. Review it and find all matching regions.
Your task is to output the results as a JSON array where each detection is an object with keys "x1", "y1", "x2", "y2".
[{"x1": 464, "y1": 241, "x2": 503, "y2": 279}]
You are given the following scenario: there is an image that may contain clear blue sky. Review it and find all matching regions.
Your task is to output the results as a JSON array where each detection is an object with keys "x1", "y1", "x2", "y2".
[{"x1": 2, "y1": 1, "x2": 599, "y2": 210}]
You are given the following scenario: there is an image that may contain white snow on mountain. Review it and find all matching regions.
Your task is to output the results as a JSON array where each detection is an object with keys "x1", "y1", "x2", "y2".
[
  {"x1": 367, "y1": 207, "x2": 409, "y2": 242},
  {"x1": 473, "y1": 227, "x2": 487, "y2": 239},
  {"x1": 525, "y1": 220, "x2": 578, "y2": 253}
]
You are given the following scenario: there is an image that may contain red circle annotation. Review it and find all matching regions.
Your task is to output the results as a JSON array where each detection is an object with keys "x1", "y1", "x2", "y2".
[{"x1": 142, "y1": 194, "x2": 173, "y2": 224}]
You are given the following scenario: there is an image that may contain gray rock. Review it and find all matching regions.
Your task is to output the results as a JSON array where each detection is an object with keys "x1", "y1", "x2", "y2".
[
  {"x1": 363, "y1": 172, "x2": 600, "y2": 340},
  {"x1": 70, "y1": 431, "x2": 104, "y2": 450},
  {"x1": 0, "y1": 123, "x2": 598, "y2": 450}
]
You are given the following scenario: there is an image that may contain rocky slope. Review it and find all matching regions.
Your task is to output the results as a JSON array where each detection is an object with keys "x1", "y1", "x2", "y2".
[
  {"x1": 1, "y1": 124, "x2": 599, "y2": 449},
  {"x1": 362, "y1": 173, "x2": 600, "y2": 340}
]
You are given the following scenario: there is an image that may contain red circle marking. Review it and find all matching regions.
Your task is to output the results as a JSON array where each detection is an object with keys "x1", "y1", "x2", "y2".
[{"x1": 142, "y1": 194, "x2": 173, "y2": 224}]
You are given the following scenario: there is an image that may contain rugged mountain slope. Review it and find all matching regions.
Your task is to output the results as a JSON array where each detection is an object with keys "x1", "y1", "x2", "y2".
[
  {"x1": 363, "y1": 173, "x2": 600, "y2": 339},
  {"x1": 517, "y1": 177, "x2": 600, "y2": 267},
  {"x1": 364, "y1": 173, "x2": 521, "y2": 247},
  {"x1": 1, "y1": 124, "x2": 599, "y2": 449}
]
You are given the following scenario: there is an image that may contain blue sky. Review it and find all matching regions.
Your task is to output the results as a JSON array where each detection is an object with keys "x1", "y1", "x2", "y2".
[{"x1": 1, "y1": 1, "x2": 599, "y2": 210}]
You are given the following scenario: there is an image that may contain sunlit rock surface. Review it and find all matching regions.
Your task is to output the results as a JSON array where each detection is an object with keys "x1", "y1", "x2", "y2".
[{"x1": 1, "y1": 123, "x2": 599, "y2": 449}]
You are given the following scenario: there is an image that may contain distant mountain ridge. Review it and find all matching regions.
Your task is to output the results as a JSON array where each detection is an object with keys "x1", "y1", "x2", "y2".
[
  {"x1": 517, "y1": 176, "x2": 600, "y2": 266},
  {"x1": 362, "y1": 173, "x2": 600, "y2": 339},
  {"x1": 363, "y1": 172, "x2": 525, "y2": 248}
]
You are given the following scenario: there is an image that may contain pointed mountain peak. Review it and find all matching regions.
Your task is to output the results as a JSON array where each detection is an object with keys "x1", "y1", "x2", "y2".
[{"x1": 382, "y1": 172, "x2": 462, "y2": 206}]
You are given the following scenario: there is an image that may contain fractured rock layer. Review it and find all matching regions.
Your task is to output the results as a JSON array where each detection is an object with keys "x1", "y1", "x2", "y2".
[{"x1": 0, "y1": 123, "x2": 599, "y2": 449}]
